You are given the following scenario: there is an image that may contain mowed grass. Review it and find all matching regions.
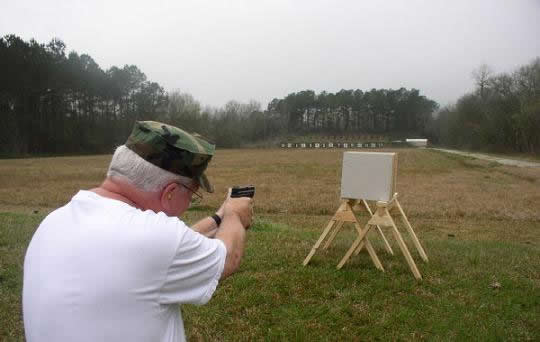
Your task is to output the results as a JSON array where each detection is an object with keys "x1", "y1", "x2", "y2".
[{"x1": 1, "y1": 148, "x2": 539, "y2": 340}]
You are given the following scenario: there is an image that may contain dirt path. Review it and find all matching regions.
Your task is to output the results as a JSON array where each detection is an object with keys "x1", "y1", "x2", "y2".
[{"x1": 431, "y1": 148, "x2": 540, "y2": 168}]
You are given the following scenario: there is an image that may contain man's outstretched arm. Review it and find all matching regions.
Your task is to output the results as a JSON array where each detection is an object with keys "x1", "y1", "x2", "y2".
[{"x1": 191, "y1": 216, "x2": 220, "y2": 238}]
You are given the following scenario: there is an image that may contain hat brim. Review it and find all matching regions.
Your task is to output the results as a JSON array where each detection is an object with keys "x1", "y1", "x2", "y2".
[{"x1": 196, "y1": 173, "x2": 214, "y2": 193}]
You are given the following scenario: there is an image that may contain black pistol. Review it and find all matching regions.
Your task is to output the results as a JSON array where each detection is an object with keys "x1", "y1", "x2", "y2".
[{"x1": 230, "y1": 185, "x2": 255, "y2": 198}]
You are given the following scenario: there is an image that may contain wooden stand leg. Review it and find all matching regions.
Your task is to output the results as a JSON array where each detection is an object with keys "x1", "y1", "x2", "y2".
[
  {"x1": 375, "y1": 225, "x2": 394, "y2": 255},
  {"x1": 352, "y1": 225, "x2": 393, "y2": 257},
  {"x1": 337, "y1": 233, "x2": 365, "y2": 269},
  {"x1": 386, "y1": 209, "x2": 422, "y2": 280},
  {"x1": 396, "y1": 200, "x2": 428, "y2": 262},
  {"x1": 343, "y1": 226, "x2": 384, "y2": 271},
  {"x1": 362, "y1": 200, "x2": 394, "y2": 255},
  {"x1": 303, "y1": 219, "x2": 337, "y2": 266},
  {"x1": 323, "y1": 220, "x2": 344, "y2": 250},
  {"x1": 337, "y1": 223, "x2": 375, "y2": 269},
  {"x1": 353, "y1": 241, "x2": 365, "y2": 256},
  {"x1": 363, "y1": 237, "x2": 384, "y2": 271}
]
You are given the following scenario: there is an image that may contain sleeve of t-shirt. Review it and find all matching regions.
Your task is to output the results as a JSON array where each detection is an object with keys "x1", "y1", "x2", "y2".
[{"x1": 158, "y1": 225, "x2": 227, "y2": 306}]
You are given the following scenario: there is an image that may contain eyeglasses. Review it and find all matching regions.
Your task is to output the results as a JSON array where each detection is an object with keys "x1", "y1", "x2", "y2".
[{"x1": 178, "y1": 182, "x2": 203, "y2": 200}]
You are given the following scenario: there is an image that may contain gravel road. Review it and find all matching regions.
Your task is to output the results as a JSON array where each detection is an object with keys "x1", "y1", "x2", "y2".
[{"x1": 430, "y1": 148, "x2": 540, "y2": 168}]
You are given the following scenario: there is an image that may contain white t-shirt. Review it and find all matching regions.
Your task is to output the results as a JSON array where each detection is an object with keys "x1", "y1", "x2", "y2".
[{"x1": 23, "y1": 190, "x2": 226, "y2": 342}]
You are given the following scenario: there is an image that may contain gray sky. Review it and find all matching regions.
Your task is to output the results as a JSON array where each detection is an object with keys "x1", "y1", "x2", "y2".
[{"x1": 2, "y1": 0, "x2": 539, "y2": 109}]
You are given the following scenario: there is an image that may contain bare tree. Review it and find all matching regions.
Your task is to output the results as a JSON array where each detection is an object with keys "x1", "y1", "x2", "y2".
[
  {"x1": 164, "y1": 90, "x2": 202, "y2": 132},
  {"x1": 472, "y1": 64, "x2": 493, "y2": 99}
]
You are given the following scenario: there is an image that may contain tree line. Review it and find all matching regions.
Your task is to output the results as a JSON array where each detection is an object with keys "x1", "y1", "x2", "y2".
[
  {"x1": 268, "y1": 88, "x2": 438, "y2": 136},
  {"x1": 1, "y1": 35, "x2": 441, "y2": 155},
  {"x1": 0, "y1": 35, "x2": 167, "y2": 155},
  {"x1": 428, "y1": 59, "x2": 540, "y2": 154},
  {"x1": 165, "y1": 87, "x2": 439, "y2": 148}
]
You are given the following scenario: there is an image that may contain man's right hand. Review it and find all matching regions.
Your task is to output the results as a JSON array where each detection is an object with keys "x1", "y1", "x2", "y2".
[
  {"x1": 215, "y1": 188, "x2": 253, "y2": 279},
  {"x1": 223, "y1": 196, "x2": 253, "y2": 229}
]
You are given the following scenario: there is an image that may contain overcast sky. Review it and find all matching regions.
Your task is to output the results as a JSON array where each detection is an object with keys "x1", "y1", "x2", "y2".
[{"x1": 2, "y1": 0, "x2": 539, "y2": 109}]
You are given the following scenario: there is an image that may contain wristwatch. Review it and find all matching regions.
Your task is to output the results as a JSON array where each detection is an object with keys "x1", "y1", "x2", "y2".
[{"x1": 210, "y1": 213, "x2": 222, "y2": 227}]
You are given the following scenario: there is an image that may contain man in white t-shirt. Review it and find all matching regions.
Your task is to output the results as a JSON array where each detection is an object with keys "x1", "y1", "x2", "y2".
[{"x1": 23, "y1": 121, "x2": 253, "y2": 341}]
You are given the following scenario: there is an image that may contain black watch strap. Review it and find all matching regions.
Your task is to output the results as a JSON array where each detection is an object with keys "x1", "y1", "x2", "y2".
[{"x1": 211, "y1": 214, "x2": 222, "y2": 227}]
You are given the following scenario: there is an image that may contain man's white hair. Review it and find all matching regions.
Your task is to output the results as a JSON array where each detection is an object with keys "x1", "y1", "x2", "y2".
[{"x1": 107, "y1": 145, "x2": 192, "y2": 192}]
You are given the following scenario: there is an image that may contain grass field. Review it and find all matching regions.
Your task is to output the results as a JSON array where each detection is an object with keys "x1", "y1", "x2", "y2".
[{"x1": 1, "y1": 148, "x2": 539, "y2": 340}]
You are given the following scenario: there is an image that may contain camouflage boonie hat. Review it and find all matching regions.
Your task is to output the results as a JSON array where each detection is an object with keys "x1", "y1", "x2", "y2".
[{"x1": 125, "y1": 121, "x2": 215, "y2": 193}]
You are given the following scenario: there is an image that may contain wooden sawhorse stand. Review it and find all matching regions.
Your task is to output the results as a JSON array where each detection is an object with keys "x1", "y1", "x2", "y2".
[
  {"x1": 303, "y1": 198, "x2": 394, "y2": 272},
  {"x1": 303, "y1": 193, "x2": 429, "y2": 280}
]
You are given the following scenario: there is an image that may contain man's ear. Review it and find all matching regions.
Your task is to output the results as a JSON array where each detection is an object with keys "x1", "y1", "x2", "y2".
[{"x1": 160, "y1": 182, "x2": 178, "y2": 210}]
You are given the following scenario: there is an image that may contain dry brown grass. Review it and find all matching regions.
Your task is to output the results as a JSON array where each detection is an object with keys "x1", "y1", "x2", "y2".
[
  {"x1": 0, "y1": 155, "x2": 108, "y2": 212},
  {"x1": 1, "y1": 148, "x2": 539, "y2": 247},
  {"x1": 1, "y1": 148, "x2": 539, "y2": 222},
  {"x1": 209, "y1": 148, "x2": 540, "y2": 223}
]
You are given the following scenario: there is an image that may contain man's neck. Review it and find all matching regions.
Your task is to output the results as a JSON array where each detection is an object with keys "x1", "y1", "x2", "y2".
[{"x1": 90, "y1": 178, "x2": 146, "y2": 210}]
